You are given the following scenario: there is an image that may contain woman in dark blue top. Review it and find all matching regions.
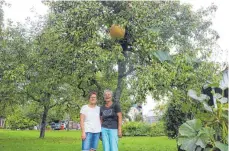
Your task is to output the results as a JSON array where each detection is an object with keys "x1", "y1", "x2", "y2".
[{"x1": 100, "y1": 89, "x2": 122, "y2": 151}]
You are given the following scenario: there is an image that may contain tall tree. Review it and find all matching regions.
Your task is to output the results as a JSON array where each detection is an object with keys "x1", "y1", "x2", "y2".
[
  {"x1": 1, "y1": 1, "x2": 220, "y2": 139},
  {"x1": 0, "y1": 16, "x2": 94, "y2": 138},
  {"x1": 45, "y1": 1, "x2": 219, "y2": 102},
  {"x1": 44, "y1": 1, "x2": 220, "y2": 139}
]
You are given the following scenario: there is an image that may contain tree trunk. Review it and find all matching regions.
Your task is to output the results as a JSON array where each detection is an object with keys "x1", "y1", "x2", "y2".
[
  {"x1": 114, "y1": 60, "x2": 124, "y2": 103},
  {"x1": 114, "y1": 33, "x2": 130, "y2": 103},
  {"x1": 67, "y1": 120, "x2": 70, "y2": 131},
  {"x1": 114, "y1": 50, "x2": 128, "y2": 103},
  {"x1": 39, "y1": 105, "x2": 49, "y2": 138}
]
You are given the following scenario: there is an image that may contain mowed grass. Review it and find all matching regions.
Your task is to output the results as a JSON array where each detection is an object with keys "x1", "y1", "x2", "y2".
[{"x1": 0, "y1": 129, "x2": 177, "y2": 151}]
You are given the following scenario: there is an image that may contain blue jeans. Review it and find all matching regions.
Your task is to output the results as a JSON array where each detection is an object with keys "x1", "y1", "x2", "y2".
[
  {"x1": 82, "y1": 132, "x2": 100, "y2": 151},
  {"x1": 101, "y1": 127, "x2": 118, "y2": 151}
]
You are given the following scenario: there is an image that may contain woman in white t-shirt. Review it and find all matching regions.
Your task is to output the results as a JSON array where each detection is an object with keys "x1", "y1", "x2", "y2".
[{"x1": 80, "y1": 91, "x2": 101, "y2": 151}]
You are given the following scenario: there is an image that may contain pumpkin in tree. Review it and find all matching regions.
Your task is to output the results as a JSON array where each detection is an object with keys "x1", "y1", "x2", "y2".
[{"x1": 109, "y1": 24, "x2": 125, "y2": 39}]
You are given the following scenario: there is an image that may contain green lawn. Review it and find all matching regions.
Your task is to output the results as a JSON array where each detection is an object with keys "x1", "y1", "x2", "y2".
[{"x1": 0, "y1": 129, "x2": 177, "y2": 151}]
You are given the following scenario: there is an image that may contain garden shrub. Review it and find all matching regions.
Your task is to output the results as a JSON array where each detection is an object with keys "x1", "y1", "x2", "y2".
[
  {"x1": 163, "y1": 102, "x2": 188, "y2": 138},
  {"x1": 6, "y1": 114, "x2": 37, "y2": 130},
  {"x1": 150, "y1": 121, "x2": 165, "y2": 136},
  {"x1": 122, "y1": 121, "x2": 165, "y2": 136}
]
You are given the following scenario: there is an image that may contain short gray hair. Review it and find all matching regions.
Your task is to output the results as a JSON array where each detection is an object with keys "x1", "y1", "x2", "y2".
[{"x1": 103, "y1": 89, "x2": 113, "y2": 97}]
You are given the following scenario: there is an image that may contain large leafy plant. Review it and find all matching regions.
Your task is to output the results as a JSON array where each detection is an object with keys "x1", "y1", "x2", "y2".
[
  {"x1": 178, "y1": 119, "x2": 215, "y2": 151},
  {"x1": 177, "y1": 87, "x2": 228, "y2": 151}
]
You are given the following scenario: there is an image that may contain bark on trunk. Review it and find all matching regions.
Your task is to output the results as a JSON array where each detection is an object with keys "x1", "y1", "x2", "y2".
[
  {"x1": 39, "y1": 105, "x2": 49, "y2": 138},
  {"x1": 114, "y1": 50, "x2": 127, "y2": 103},
  {"x1": 114, "y1": 60, "x2": 125, "y2": 103},
  {"x1": 114, "y1": 28, "x2": 133, "y2": 103},
  {"x1": 66, "y1": 118, "x2": 70, "y2": 131}
]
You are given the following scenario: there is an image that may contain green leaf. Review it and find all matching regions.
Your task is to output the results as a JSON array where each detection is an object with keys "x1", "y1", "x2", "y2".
[
  {"x1": 203, "y1": 102, "x2": 213, "y2": 112},
  {"x1": 219, "y1": 97, "x2": 228, "y2": 104},
  {"x1": 208, "y1": 83, "x2": 220, "y2": 88},
  {"x1": 196, "y1": 138, "x2": 206, "y2": 148},
  {"x1": 178, "y1": 137, "x2": 198, "y2": 151},
  {"x1": 188, "y1": 89, "x2": 209, "y2": 102},
  {"x1": 196, "y1": 146, "x2": 203, "y2": 151},
  {"x1": 179, "y1": 119, "x2": 202, "y2": 136},
  {"x1": 215, "y1": 141, "x2": 228, "y2": 151},
  {"x1": 214, "y1": 93, "x2": 223, "y2": 99},
  {"x1": 146, "y1": 26, "x2": 160, "y2": 33},
  {"x1": 204, "y1": 148, "x2": 213, "y2": 151},
  {"x1": 187, "y1": 90, "x2": 213, "y2": 112},
  {"x1": 153, "y1": 50, "x2": 172, "y2": 62},
  {"x1": 178, "y1": 119, "x2": 215, "y2": 151},
  {"x1": 197, "y1": 127, "x2": 215, "y2": 147}
]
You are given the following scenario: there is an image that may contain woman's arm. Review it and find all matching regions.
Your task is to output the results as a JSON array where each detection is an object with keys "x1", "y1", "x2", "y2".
[
  {"x1": 100, "y1": 108, "x2": 103, "y2": 124},
  {"x1": 80, "y1": 114, "x2": 86, "y2": 140},
  {"x1": 117, "y1": 112, "x2": 122, "y2": 138},
  {"x1": 100, "y1": 116, "x2": 103, "y2": 124}
]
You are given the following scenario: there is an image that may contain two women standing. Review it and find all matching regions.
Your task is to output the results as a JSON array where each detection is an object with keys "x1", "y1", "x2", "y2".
[{"x1": 80, "y1": 90, "x2": 122, "y2": 151}]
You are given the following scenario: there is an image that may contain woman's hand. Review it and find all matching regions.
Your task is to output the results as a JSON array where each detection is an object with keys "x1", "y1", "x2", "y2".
[
  {"x1": 118, "y1": 129, "x2": 122, "y2": 138},
  {"x1": 81, "y1": 132, "x2": 86, "y2": 140}
]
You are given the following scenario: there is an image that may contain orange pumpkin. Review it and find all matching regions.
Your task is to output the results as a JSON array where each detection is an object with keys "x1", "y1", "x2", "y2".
[{"x1": 109, "y1": 24, "x2": 125, "y2": 39}]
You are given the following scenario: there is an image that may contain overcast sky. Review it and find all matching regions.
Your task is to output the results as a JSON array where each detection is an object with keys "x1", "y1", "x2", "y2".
[{"x1": 3, "y1": 0, "x2": 228, "y2": 116}]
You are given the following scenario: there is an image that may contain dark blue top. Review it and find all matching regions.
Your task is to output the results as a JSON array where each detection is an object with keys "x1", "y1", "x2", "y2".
[{"x1": 100, "y1": 103, "x2": 121, "y2": 129}]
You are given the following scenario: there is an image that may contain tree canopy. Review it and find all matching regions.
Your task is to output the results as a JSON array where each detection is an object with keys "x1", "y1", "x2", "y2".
[{"x1": 0, "y1": 1, "x2": 221, "y2": 138}]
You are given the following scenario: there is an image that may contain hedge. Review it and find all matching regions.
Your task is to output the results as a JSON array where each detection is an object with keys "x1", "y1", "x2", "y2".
[{"x1": 122, "y1": 121, "x2": 165, "y2": 136}]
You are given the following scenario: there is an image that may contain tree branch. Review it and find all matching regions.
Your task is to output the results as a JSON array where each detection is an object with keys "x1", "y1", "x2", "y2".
[
  {"x1": 78, "y1": 80, "x2": 86, "y2": 97},
  {"x1": 120, "y1": 67, "x2": 136, "y2": 78},
  {"x1": 49, "y1": 99, "x2": 69, "y2": 109},
  {"x1": 27, "y1": 92, "x2": 41, "y2": 103}
]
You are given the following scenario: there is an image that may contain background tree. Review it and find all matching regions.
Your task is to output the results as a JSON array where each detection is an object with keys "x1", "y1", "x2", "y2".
[
  {"x1": 0, "y1": 1, "x2": 220, "y2": 140},
  {"x1": 0, "y1": 14, "x2": 94, "y2": 138},
  {"x1": 45, "y1": 1, "x2": 220, "y2": 135},
  {"x1": 44, "y1": 1, "x2": 219, "y2": 101}
]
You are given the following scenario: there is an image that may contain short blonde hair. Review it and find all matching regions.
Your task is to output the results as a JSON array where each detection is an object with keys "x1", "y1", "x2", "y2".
[{"x1": 103, "y1": 89, "x2": 113, "y2": 98}]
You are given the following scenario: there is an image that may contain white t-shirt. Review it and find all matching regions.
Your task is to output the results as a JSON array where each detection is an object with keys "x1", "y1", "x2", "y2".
[{"x1": 80, "y1": 105, "x2": 101, "y2": 133}]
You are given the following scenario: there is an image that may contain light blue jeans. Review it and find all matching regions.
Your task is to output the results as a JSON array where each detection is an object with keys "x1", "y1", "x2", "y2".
[
  {"x1": 101, "y1": 127, "x2": 119, "y2": 151},
  {"x1": 82, "y1": 132, "x2": 100, "y2": 151}
]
